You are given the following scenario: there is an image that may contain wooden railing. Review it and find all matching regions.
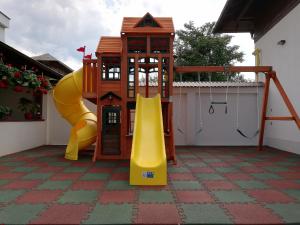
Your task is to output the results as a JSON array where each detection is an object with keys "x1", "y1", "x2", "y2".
[{"x1": 83, "y1": 59, "x2": 98, "y2": 98}]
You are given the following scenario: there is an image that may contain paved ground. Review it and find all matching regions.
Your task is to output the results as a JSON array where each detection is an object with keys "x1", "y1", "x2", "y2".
[{"x1": 0, "y1": 146, "x2": 300, "y2": 224}]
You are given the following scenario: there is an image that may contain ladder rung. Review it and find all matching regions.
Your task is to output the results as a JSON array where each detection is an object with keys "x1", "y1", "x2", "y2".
[{"x1": 211, "y1": 101, "x2": 227, "y2": 105}]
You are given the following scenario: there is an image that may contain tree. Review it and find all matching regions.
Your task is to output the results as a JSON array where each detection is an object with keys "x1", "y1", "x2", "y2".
[{"x1": 174, "y1": 22, "x2": 244, "y2": 81}]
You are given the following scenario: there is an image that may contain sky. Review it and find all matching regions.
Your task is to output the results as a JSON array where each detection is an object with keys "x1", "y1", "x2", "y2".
[{"x1": 1, "y1": 0, "x2": 255, "y2": 77}]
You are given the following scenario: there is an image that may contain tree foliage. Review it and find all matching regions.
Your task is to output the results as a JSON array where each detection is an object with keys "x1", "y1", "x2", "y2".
[{"x1": 174, "y1": 22, "x2": 244, "y2": 81}]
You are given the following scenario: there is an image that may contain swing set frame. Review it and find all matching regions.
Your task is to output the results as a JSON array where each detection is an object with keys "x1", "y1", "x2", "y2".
[{"x1": 174, "y1": 65, "x2": 300, "y2": 151}]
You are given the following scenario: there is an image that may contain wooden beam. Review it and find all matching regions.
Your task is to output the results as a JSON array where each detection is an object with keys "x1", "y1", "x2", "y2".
[
  {"x1": 174, "y1": 66, "x2": 272, "y2": 73},
  {"x1": 271, "y1": 72, "x2": 300, "y2": 129},
  {"x1": 258, "y1": 73, "x2": 271, "y2": 151},
  {"x1": 265, "y1": 116, "x2": 294, "y2": 121}
]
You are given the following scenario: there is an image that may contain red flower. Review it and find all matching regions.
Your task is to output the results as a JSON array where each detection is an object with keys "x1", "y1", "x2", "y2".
[
  {"x1": 37, "y1": 75, "x2": 44, "y2": 81},
  {"x1": 0, "y1": 80, "x2": 8, "y2": 88},
  {"x1": 14, "y1": 71, "x2": 21, "y2": 78},
  {"x1": 14, "y1": 85, "x2": 23, "y2": 92},
  {"x1": 42, "y1": 89, "x2": 48, "y2": 94},
  {"x1": 42, "y1": 80, "x2": 48, "y2": 87}
]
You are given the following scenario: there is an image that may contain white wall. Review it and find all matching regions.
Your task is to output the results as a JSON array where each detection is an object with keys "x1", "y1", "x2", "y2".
[
  {"x1": 0, "y1": 11, "x2": 10, "y2": 42},
  {"x1": 256, "y1": 4, "x2": 300, "y2": 154},
  {"x1": 173, "y1": 86, "x2": 262, "y2": 146}
]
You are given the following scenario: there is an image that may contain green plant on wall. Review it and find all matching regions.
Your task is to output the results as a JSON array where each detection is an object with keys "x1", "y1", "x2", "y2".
[
  {"x1": 0, "y1": 105, "x2": 12, "y2": 120},
  {"x1": 18, "y1": 97, "x2": 41, "y2": 120}
]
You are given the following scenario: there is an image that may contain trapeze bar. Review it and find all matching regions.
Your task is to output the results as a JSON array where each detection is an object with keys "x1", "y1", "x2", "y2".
[
  {"x1": 211, "y1": 101, "x2": 227, "y2": 105},
  {"x1": 174, "y1": 66, "x2": 272, "y2": 73}
]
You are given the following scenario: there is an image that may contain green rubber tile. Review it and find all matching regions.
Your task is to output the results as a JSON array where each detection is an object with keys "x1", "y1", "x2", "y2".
[
  {"x1": 235, "y1": 180, "x2": 269, "y2": 189},
  {"x1": 264, "y1": 166, "x2": 289, "y2": 172},
  {"x1": 58, "y1": 190, "x2": 98, "y2": 203},
  {"x1": 47, "y1": 161, "x2": 71, "y2": 167},
  {"x1": 202, "y1": 158, "x2": 221, "y2": 163},
  {"x1": 0, "y1": 204, "x2": 46, "y2": 224},
  {"x1": 185, "y1": 161, "x2": 207, "y2": 167},
  {"x1": 114, "y1": 167, "x2": 129, "y2": 172},
  {"x1": 12, "y1": 166, "x2": 38, "y2": 173},
  {"x1": 0, "y1": 179, "x2": 10, "y2": 186},
  {"x1": 178, "y1": 154, "x2": 197, "y2": 159},
  {"x1": 196, "y1": 173, "x2": 225, "y2": 180},
  {"x1": 22, "y1": 172, "x2": 53, "y2": 180},
  {"x1": 172, "y1": 181, "x2": 202, "y2": 190},
  {"x1": 37, "y1": 157, "x2": 58, "y2": 162},
  {"x1": 284, "y1": 190, "x2": 300, "y2": 201},
  {"x1": 83, "y1": 203, "x2": 133, "y2": 224},
  {"x1": 181, "y1": 203, "x2": 232, "y2": 224},
  {"x1": 63, "y1": 167, "x2": 88, "y2": 173},
  {"x1": 139, "y1": 190, "x2": 174, "y2": 203},
  {"x1": 251, "y1": 173, "x2": 282, "y2": 180},
  {"x1": 2, "y1": 161, "x2": 25, "y2": 167},
  {"x1": 106, "y1": 181, "x2": 134, "y2": 190},
  {"x1": 95, "y1": 161, "x2": 118, "y2": 167},
  {"x1": 215, "y1": 167, "x2": 238, "y2": 173},
  {"x1": 168, "y1": 167, "x2": 189, "y2": 173},
  {"x1": 0, "y1": 190, "x2": 25, "y2": 202},
  {"x1": 246, "y1": 158, "x2": 263, "y2": 162},
  {"x1": 213, "y1": 190, "x2": 255, "y2": 203},
  {"x1": 38, "y1": 180, "x2": 73, "y2": 190},
  {"x1": 276, "y1": 161, "x2": 297, "y2": 166},
  {"x1": 267, "y1": 203, "x2": 300, "y2": 223},
  {"x1": 234, "y1": 162, "x2": 253, "y2": 167},
  {"x1": 80, "y1": 173, "x2": 109, "y2": 180}
]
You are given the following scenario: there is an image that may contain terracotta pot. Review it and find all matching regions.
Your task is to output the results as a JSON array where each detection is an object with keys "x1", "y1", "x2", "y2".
[{"x1": 24, "y1": 112, "x2": 33, "y2": 120}]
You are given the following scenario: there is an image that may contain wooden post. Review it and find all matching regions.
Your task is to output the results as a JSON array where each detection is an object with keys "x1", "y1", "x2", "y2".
[
  {"x1": 258, "y1": 72, "x2": 271, "y2": 150},
  {"x1": 134, "y1": 55, "x2": 139, "y2": 96},
  {"x1": 271, "y1": 72, "x2": 300, "y2": 129},
  {"x1": 158, "y1": 54, "x2": 162, "y2": 96}
]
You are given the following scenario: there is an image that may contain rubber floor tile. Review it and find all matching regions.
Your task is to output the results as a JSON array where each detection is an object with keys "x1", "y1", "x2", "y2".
[
  {"x1": 213, "y1": 190, "x2": 255, "y2": 203},
  {"x1": 266, "y1": 180, "x2": 300, "y2": 189},
  {"x1": 247, "y1": 189, "x2": 296, "y2": 203},
  {"x1": 16, "y1": 190, "x2": 63, "y2": 203},
  {"x1": 136, "y1": 203, "x2": 181, "y2": 224},
  {"x1": 106, "y1": 180, "x2": 135, "y2": 190},
  {"x1": 181, "y1": 203, "x2": 232, "y2": 224},
  {"x1": 83, "y1": 203, "x2": 133, "y2": 224},
  {"x1": 224, "y1": 172, "x2": 253, "y2": 180},
  {"x1": 80, "y1": 173, "x2": 110, "y2": 180},
  {"x1": 0, "y1": 204, "x2": 46, "y2": 224},
  {"x1": 176, "y1": 190, "x2": 214, "y2": 203},
  {"x1": 2, "y1": 180, "x2": 41, "y2": 189},
  {"x1": 111, "y1": 172, "x2": 129, "y2": 180},
  {"x1": 63, "y1": 166, "x2": 89, "y2": 173},
  {"x1": 284, "y1": 190, "x2": 300, "y2": 201},
  {"x1": 30, "y1": 204, "x2": 90, "y2": 224},
  {"x1": 72, "y1": 180, "x2": 105, "y2": 190},
  {"x1": 58, "y1": 190, "x2": 98, "y2": 203},
  {"x1": 196, "y1": 173, "x2": 225, "y2": 180},
  {"x1": 169, "y1": 173, "x2": 196, "y2": 180},
  {"x1": 224, "y1": 203, "x2": 283, "y2": 224},
  {"x1": 203, "y1": 180, "x2": 238, "y2": 190},
  {"x1": 37, "y1": 180, "x2": 73, "y2": 190},
  {"x1": 0, "y1": 190, "x2": 25, "y2": 202},
  {"x1": 139, "y1": 190, "x2": 174, "y2": 203},
  {"x1": 190, "y1": 166, "x2": 215, "y2": 173},
  {"x1": 267, "y1": 203, "x2": 300, "y2": 223},
  {"x1": 99, "y1": 190, "x2": 136, "y2": 203},
  {"x1": 22, "y1": 172, "x2": 53, "y2": 180},
  {"x1": 234, "y1": 180, "x2": 270, "y2": 189},
  {"x1": 51, "y1": 172, "x2": 82, "y2": 180},
  {"x1": 0, "y1": 172, "x2": 25, "y2": 179},
  {"x1": 251, "y1": 172, "x2": 282, "y2": 180}
]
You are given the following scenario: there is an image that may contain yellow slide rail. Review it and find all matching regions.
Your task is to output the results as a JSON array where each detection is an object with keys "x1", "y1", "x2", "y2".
[
  {"x1": 52, "y1": 68, "x2": 97, "y2": 160},
  {"x1": 130, "y1": 94, "x2": 167, "y2": 185}
]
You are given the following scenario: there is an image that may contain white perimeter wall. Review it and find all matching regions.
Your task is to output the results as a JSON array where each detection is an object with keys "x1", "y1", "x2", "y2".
[
  {"x1": 256, "y1": 3, "x2": 300, "y2": 154},
  {"x1": 173, "y1": 87, "x2": 262, "y2": 146}
]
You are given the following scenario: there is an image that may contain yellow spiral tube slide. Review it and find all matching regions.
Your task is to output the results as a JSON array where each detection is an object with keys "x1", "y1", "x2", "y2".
[{"x1": 52, "y1": 68, "x2": 97, "y2": 160}]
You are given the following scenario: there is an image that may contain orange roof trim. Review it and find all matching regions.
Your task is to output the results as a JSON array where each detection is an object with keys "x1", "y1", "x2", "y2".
[{"x1": 96, "y1": 37, "x2": 122, "y2": 54}]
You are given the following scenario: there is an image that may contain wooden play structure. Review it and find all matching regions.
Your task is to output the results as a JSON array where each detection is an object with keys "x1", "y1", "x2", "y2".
[{"x1": 78, "y1": 13, "x2": 300, "y2": 164}]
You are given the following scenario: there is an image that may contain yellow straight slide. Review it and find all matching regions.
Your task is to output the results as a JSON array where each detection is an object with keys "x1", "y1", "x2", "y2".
[
  {"x1": 130, "y1": 94, "x2": 167, "y2": 185},
  {"x1": 52, "y1": 68, "x2": 97, "y2": 160}
]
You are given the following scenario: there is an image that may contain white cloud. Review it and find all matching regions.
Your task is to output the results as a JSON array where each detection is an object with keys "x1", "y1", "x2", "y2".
[{"x1": 2, "y1": 0, "x2": 255, "y2": 76}]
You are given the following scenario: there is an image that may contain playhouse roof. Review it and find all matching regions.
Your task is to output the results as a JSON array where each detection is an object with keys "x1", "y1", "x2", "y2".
[
  {"x1": 121, "y1": 13, "x2": 174, "y2": 34},
  {"x1": 96, "y1": 36, "x2": 122, "y2": 54}
]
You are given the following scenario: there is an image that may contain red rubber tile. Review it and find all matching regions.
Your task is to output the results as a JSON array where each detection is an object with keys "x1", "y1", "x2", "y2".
[
  {"x1": 136, "y1": 204, "x2": 181, "y2": 224},
  {"x1": 0, "y1": 166, "x2": 10, "y2": 172},
  {"x1": 26, "y1": 162, "x2": 48, "y2": 167},
  {"x1": 111, "y1": 172, "x2": 129, "y2": 181},
  {"x1": 119, "y1": 161, "x2": 130, "y2": 167},
  {"x1": 252, "y1": 162, "x2": 274, "y2": 167},
  {"x1": 176, "y1": 191, "x2": 214, "y2": 203},
  {"x1": 247, "y1": 190, "x2": 296, "y2": 203},
  {"x1": 38, "y1": 166, "x2": 64, "y2": 173},
  {"x1": 266, "y1": 180, "x2": 300, "y2": 189},
  {"x1": 169, "y1": 173, "x2": 196, "y2": 180},
  {"x1": 203, "y1": 180, "x2": 238, "y2": 190},
  {"x1": 30, "y1": 204, "x2": 90, "y2": 224},
  {"x1": 72, "y1": 181, "x2": 104, "y2": 190},
  {"x1": 241, "y1": 166, "x2": 265, "y2": 173},
  {"x1": 71, "y1": 161, "x2": 92, "y2": 167},
  {"x1": 99, "y1": 190, "x2": 136, "y2": 203},
  {"x1": 224, "y1": 172, "x2": 253, "y2": 180},
  {"x1": 278, "y1": 172, "x2": 300, "y2": 179},
  {"x1": 51, "y1": 172, "x2": 82, "y2": 180},
  {"x1": 2, "y1": 180, "x2": 41, "y2": 189},
  {"x1": 0, "y1": 172, "x2": 25, "y2": 179},
  {"x1": 88, "y1": 167, "x2": 114, "y2": 173},
  {"x1": 209, "y1": 162, "x2": 231, "y2": 167},
  {"x1": 190, "y1": 167, "x2": 215, "y2": 173},
  {"x1": 16, "y1": 190, "x2": 62, "y2": 203},
  {"x1": 224, "y1": 203, "x2": 283, "y2": 224}
]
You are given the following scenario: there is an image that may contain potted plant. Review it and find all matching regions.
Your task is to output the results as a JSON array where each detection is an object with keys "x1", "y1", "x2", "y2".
[
  {"x1": 18, "y1": 97, "x2": 34, "y2": 120},
  {"x1": 0, "y1": 105, "x2": 12, "y2": 120}
]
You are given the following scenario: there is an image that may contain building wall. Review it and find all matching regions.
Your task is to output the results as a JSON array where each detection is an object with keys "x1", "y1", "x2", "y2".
[
  {"x1": 173, "y1": 87, "x2": 262, "y2": 146},
  {"x1": 255, "y1": 3, "x2": 300, "y2": 154}
]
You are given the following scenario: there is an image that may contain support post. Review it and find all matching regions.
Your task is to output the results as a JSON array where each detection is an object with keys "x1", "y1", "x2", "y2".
[{"x1": 258, "y1": 72, "x2": 271, "y2": 150}]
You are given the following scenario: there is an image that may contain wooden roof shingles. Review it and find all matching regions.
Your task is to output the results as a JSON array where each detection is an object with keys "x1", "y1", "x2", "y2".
[{"x1": 96, "y1": 37, "x2": 122, "y2": 54}]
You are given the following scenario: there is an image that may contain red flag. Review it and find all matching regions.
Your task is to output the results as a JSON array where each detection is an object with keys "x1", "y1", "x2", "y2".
[
  {"x1": 76, "y1": 46, "x2": 85, "y2": 52},
  {"x1": 84, "y1": 53, "x2": 92, "y2": 59}
]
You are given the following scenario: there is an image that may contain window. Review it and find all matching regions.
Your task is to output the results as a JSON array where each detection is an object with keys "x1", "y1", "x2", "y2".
[
  {"x1": 128, "y1": 58, "x2": 135, "y2": 98},
  {"x1": 150, "y1": 37, "x2": 170, "y2": 53},
  {"x1": 107, "y1": 112, "x2": 117, "y2": 124},
  {"x1": 128, "y1": 37, "x2": 147, "y2": 53},
  {"x1": 102, "y1": 57, "x2": 121, "y2": 80},
  {"x1": 162, "y1": 58, "x2": 169, "y2": 98}
]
